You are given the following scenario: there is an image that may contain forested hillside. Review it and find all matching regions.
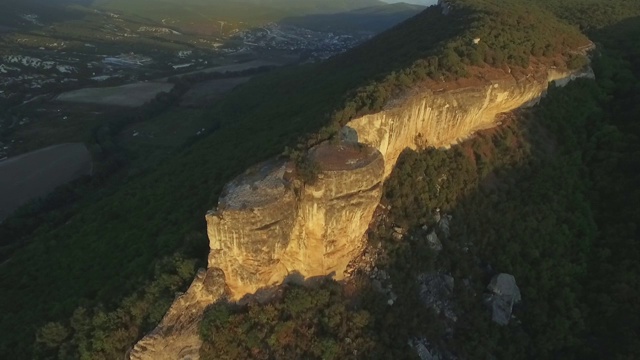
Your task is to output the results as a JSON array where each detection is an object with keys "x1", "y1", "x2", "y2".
[{"x1": 1, "y1": 0, "x2": 639, "y2": 358}]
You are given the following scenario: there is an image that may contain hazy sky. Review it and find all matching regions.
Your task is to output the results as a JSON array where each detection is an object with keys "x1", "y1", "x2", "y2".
[{"x1": 381, "y1": 0, "x2": 439, "y2": 5}]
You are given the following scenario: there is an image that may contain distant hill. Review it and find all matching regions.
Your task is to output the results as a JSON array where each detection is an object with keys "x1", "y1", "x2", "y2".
[
  {"x1": 207, "y1": 0, "x2": 386, "y2": 13},
  {"x1": 93, "y1": 0, "x2": 388, "y2": 23},
  {"x1": 381, "y1": 0, "x2": 438, "y2": 5},
  {"x1": 0, "y1": 0, "x2": 415, "y2": 40},
  {"x1": 281, "y1": 2, "x2": 426, "y2": 34},
  {"x1": 0, "y1": 0, "x2": 388, "y2": 29}
]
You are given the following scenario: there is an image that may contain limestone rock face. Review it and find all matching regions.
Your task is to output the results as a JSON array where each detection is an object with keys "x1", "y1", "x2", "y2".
[
  {"x1": 131, "y1": 65, "x2": 591, "y2": 359},
  {"x1": 206, "y1": 160, "x2": 298, "y2": 297},
  {"x1": 344, "y1": 67, "x2": 593, "y2": 177},
  {"x1": 208, "y1": 143, "x2": 385, "y2": 297},
  {"x1": 129, "y1": 268, "x2": 226, "y2": 360}
]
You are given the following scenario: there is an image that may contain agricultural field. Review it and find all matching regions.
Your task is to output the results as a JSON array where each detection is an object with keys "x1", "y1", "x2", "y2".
[
  {"x1": 55, "y1": 81, "x2": 175, "y2": 107},
  {"x1": 0, "y1": 143, "x2": 92, "y2": 221},
  {"x1": 2, "y1": 103, "x2": 112, "y2": 157},
  {"x1": 175, "y1": 59, "x2": 283, "y2": 78},
  {"x1": 181, "y1": 77, "x2": 252, "y2": 107}
]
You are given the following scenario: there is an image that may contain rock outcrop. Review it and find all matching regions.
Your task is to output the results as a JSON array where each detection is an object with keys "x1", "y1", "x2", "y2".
[
  {"x1": 130, "y1": 63, "x2": 592, "y2": 359},
  {"x1": 484, "y1": 273, "x2": 522, "y2": 325},
  {"x1": 129, "y1": 268, "x2": 226, "y2": 360},
  {"x1": 425, "y1": 230, "x2": 443, "y2": 252},
  {"x1": 343, "y1": 66, "x2": 594, "y2": 177},
  {"x1": 206, "y1": 143, "x2": 385, "y2": 297},
  {"x1": 418, "y1": 273, "x2": 457, "y2": 322}
]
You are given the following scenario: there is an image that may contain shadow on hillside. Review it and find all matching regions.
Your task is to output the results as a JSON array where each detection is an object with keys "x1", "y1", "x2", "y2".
[
  {"x1": 232, "y1": 270, "x2": 338, "y2": 305},
  {"x1": 589, "y1": 15, "x2": 640, "y2": 75}
]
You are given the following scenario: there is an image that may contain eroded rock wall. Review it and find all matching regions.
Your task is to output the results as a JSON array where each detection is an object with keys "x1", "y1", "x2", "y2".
[
  {"x1": 345, "y1": 68, "x2": 592, "y2": 177},
  {"x1": 282, "y1": 144, "x2": 384, "y2": 283},
  {"x1": 206, "y1": 161, "x2": 298, "y2": 296},
  {"x1": 206, "y1": 144, "x2": 384, "y2": 297}
]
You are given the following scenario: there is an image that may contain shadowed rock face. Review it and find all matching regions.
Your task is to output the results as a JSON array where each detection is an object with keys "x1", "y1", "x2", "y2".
[
  {"x1": 129, "y1": 268, "x2": 226, "y2": 360},
  {"x1": 129, "y1": 64, "x2": 593, "y2": 360},
  {"x1": 484, "y1": 273, "x2": 522, "y2": 325}
]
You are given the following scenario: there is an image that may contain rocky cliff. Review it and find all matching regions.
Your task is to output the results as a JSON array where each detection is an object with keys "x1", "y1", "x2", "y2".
[
  {"x1": 206, "y1": 142, "x2": 384, "y2": 297},
  {"x1": 345, "y1": 66, "x2": 594, "y2": 177},
  {"x1": 129, "y1": 63, "x2": 593, "y2": 359}
]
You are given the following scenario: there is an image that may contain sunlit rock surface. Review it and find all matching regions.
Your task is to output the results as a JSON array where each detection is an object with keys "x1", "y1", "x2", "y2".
[
  {"x1": 344, "y1": 66, "x2": 594, "y2": 177},
  {"x1": 208, "y1": 143, "x2": 385, "y2": 297}
]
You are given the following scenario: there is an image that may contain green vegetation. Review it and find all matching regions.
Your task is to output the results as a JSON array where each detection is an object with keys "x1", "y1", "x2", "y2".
[
  {"x1": 34, "y1": 255, "x2": 200, "y2": 359},
  {"x1": 534, "y1": 0, "x2": 640, "y2": 30},
  {"x1": 200, "y1": 282, "x2": 380, "y2": 360},
  {"x1": 1, "y1": 0, "x2": 640, "y2": 359}
]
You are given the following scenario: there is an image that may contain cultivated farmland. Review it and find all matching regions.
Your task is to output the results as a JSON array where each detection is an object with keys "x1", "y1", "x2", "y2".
[
  {"x1": 0, "y1": 143, "x2": 92, "y2": 221},
  {"x1": 176, "y1": 59, "x2": 281, "y2": 78},
  {"x1": 55, "y1": 81, "x2": 175, "y2": 107},
  {"x1": 181, "y1": 76, "x2": 252, "y2": 107}
]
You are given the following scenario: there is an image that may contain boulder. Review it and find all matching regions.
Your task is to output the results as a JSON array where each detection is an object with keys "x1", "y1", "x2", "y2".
[
  {"x1": 438, "y1": 215, "x2": 452, "y2": 238},
  {"x1": 409, "y1": 338, "x2": 457, "y2": 360},
  {"x1": 484, "y1": 273, "x2": 521, "y2": 325},
  {"x1": 426, "y1": 230, "x2": 443, "y2": 252},
  {"x1": 418, "y1": 273, "x2": 457, "y2": 321}
]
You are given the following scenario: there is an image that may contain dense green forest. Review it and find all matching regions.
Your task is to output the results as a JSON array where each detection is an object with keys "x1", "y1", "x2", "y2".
[{"x1": 1, "y1": 0, "x2": 639, "y2": 358}]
